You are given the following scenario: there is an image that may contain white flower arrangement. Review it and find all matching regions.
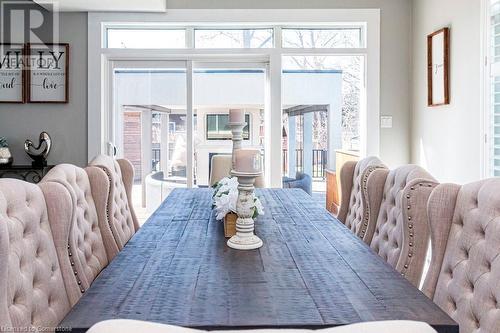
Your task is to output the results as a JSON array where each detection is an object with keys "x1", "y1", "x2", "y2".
[{"x1": 212, "y1": 177, "x2": 264, "y2": 220}]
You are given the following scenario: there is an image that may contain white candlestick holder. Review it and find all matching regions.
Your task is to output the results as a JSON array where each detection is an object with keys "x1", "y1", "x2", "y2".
[
  {"x1": 227, "y1": 170, "x2": 263, "y2": 250},
  {"x1": 229, "y1": 122, "x2": 246, "y2": 170}
]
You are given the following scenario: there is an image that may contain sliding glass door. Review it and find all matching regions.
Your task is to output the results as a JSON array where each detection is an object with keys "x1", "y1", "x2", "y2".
[
  {"x1": 192, "y1": 62, "x2": 267, "y2": 187},
  {"x1": 281, "y1": 55, "x2": 364, "y2": 195},
  {"x1": 110, "y1": 60, "x2": 268, "y2": 220},
  {"x1": 110, "y1": 60, "x2": 187, "y2": 221}
]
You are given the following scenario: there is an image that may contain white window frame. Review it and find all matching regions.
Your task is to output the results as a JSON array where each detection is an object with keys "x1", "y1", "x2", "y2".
[
  {"x1": 87, "y1": 9, "x2": 380, "y2": 187},
  {"x1": 481, "y1": 0, "x2": 499, "y2": 178},
  {"x1": 481, "y1": 0, "x2": 490, "y2": 178}
]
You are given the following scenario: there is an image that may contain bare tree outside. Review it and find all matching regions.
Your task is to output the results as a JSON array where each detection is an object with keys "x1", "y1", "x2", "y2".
[{"x1": 195, "y1": 29, "x2": 273, "y2": 48}]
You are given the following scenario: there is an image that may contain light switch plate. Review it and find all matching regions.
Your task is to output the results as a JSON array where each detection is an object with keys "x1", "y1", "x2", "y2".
[{"x1": 380, "y1": 116, "x2": 393, "y2": 128}]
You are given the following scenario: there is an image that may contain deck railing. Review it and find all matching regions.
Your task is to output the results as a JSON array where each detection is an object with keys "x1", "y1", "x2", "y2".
[
  {"x1": 283, "y1": 149, "x2": 327, "y2": 179},
  {"x1": 152, "y1": 147, "x2": 327, "y2": 180}
]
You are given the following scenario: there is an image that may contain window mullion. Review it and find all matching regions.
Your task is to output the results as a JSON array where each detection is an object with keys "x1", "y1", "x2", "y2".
[
  {"x1": 274, "y1": 26, "x2": 282, "y2": 50},
  {"x1": 186, "y1": 27, "x2": 195, "y2": 48}
]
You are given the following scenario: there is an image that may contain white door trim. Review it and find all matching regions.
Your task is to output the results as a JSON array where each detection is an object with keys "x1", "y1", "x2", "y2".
[{"x1": 88, "y1": 9, "x2": 381, "y2": 187}]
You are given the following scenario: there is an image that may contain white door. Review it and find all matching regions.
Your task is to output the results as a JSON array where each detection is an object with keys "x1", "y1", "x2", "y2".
[
  {"x1": 191, "y1": 61, "x2": 269, "y2": 187},
  {"x1": 109, "y1": 60, "x2": 189, "y2": 216}
]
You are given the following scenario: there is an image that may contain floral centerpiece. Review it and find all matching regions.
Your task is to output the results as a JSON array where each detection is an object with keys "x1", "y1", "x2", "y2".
[
  {"x1": 212, "y1": 177, "x2": 264, "y2": 237},
  {"x1": 212, "y1": 176, "x2": 264, "y2": 220}
]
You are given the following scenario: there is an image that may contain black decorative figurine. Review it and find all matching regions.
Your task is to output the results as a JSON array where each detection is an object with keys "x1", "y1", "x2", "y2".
[{"x1": 24, "y1": 132, "x2": 52, "y2": 167}]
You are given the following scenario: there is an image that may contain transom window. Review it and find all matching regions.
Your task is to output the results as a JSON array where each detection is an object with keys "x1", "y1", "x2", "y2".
[
  {"x1": 105, "y1": 25, "x2": 365, "y2": 49},
  {"x1": 281, "y1": 28, "x2": 363, "y2": 48},
  {"x1": 195, "y1": 28, "x2": 273, "y2": 48},
  {"x1": 106, "y1": 28, "x2": 186, "y2": 48}
]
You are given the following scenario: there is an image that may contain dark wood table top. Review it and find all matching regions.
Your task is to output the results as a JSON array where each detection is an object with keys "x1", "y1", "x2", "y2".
[{"x1": 59, "y1": 188, "x2": 457, "y2": 333}]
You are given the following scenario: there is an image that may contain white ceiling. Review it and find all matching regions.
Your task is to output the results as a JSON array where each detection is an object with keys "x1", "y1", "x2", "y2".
[{"x1": 33, "y1": 0, "x2": 167, "y2": 12}]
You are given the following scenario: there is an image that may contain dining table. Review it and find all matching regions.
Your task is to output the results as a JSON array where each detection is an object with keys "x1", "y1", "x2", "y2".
[{"x1": 58, "y1": 188, "x2": 458, "y2": 333}]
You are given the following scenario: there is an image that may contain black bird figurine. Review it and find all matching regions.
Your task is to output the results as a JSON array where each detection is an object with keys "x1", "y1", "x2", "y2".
[{"x1": 24, "y1": 132, "x2": 52, "y2": 167}]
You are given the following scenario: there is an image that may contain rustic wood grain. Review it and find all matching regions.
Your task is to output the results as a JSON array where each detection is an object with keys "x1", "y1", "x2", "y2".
[{"x1": 58, "y1": 188, "x2": 457, "y2": 333}]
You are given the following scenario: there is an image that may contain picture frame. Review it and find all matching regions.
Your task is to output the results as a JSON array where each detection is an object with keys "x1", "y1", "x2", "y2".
[
  {"x1": 27, "y1": 43, "x2": 69, "y2": 103},
  {"x1": 427, "y1": 27, "x2": 450, "y2": 107},
  {"x1": 0, "y1": 43, "x2": 26, "y2": 103}
]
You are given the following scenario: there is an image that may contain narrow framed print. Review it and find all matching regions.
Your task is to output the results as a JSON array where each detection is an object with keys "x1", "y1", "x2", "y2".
[
  {"x1": 427, "y1": 27, "x2": 450, "y2": 107},
  {"x1": 0, "y1": 43, "x2": 25, "y2": 103},
  {"x1": 27, "y1": 43, "x2": 69, "y2": 103}
]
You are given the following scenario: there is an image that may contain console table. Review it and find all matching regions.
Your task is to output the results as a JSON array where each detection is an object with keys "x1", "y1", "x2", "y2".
[{"x1": 0, "y1": 165, "x2": 53, "y2": 183}]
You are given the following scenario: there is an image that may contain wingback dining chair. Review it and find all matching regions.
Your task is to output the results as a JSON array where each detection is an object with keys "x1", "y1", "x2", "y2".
[
  {"x1": 89, "y1": 155, "x2": 139, "y2": 250},
  {"x1": 209, "y1": 154, "x2": 265, "y2": 188},
  {"x1": 422, "y1": 179, "x2": 500, "y2": 333},
  {"x1": 39, "y1": 164, "x2": 111, "y2": 305},
  {"x1": 87, "y1": 319, "x2": 439, "y2": 333},
  {"x1": 0, "y1": 179, "x2": 71, "y2": 331},
  {"x1": 336, "y1": 156, "x2": 386, "y2": 239},
  {"x1": 365, "y1": 165, "x2": 438, "y2": 287}
]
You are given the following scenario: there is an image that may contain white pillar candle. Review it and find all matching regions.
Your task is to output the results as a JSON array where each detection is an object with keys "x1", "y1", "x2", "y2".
[
  {"x1": 229, "y1": 109, "x2": 245, "y2": 124},
  {"x1": 234, "y1": 149, "x2": 261, "y2": 173}
]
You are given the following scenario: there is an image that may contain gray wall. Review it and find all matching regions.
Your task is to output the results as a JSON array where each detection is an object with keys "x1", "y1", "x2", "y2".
[
  {"x1": 0, "y1": 6, "x2": 88, "y2": 166},
  {"x1": 410, "y1": 0, "x2": 480, "y2": 183},
  {"x1": 0, "y1": 0, "x2": 412, "y2": 167}
]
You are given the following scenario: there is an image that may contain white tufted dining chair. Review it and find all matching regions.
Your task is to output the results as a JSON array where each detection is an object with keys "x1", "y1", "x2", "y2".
[
  {"x1": 209, "y1": 154, "x2": 265, "y2": 188},
  {"x1": 0, "y1": 179, "x2": 71, "y2": 331},
  {"x1": 87, "y1": 319, "x2": 438, "y2": 333},
  {"x1": 89, "y1": 155, "x2": 139, "y2": 250},
  {"x1": 39, "y1": 164, "x2": 110, "y2": 306},
  {"x1": 337, "y1": 156, "x2": 386, "y2": 241},
  {"x1": 422, "y1": 179, "x2": 500, "y2": 333},
  {"x1": 366, "y1": 165, "x2": 438, "y2": 287}
]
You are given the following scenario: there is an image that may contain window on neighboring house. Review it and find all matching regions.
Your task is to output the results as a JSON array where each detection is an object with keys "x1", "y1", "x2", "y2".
[
  {"x1": 106, "y1": 28, "x2": 186, "y2": 48},
  {"x1": 490, "y1": 0, "x2": 500, "y2": 176},
  {"x1": 206, "y1": 114, "x2": 250, "y2": 140},
  {"x1": 194, "y1": 29, "x2": 274, "y2": 48}
]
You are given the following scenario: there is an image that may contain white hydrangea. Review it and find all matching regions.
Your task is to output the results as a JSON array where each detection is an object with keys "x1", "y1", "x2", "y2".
[
  {"x1": 254, "y1": 197, "x2": 264, "y2": 216},
  {"x1": 212, "y1": 177, "x2": 265, "y2": 220}
]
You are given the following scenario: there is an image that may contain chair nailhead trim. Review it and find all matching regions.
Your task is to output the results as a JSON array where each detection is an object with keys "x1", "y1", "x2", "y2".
[
  {"x1": 98, "y1": 166, "x2": 119, "y2": 246},
  {"x1": 68, "y1": 242, "x2": 85, "y2": 294},
  {"x1": 359, "y1": 165, "x2": 385, "y2": 238},
  {"x1": 400, "y1": 181, "x2": 437, "y2": 278}
]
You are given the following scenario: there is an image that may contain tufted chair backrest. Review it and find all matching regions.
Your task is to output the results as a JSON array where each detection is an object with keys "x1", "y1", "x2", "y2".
[
  {"x1": 423, "y1": 179, "x2": 500, "y2": 333},
  {"x1": 368, "y1": 165, "x2": 437, "y2": 287},
  {"x1": 89, "y1": 155, "x2": 139, "y2": 250},
  {"x1": 210, "y1": 155, "x2": 265, "y2": 188},
  {"x1": 338, "y1": 156, "x2": 386, "y2": 241},
  {"x1": 0, "y1": 179, "x2": 71, "y2": 331},
  {"x1": 39, "y1": 164, "x2": 109, "y2": 306}
]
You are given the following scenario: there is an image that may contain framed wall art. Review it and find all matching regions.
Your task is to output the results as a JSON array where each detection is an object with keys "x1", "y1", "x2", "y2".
[
  {"x1": 0, "y1": 43, "x2": 25, "y2": 103},
  {"x1": 427, "y1": 27, "x2": 450, "y2": 107},
  {"x1": 27, "y1": 43, "x2": 69, "y2": 103}
]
